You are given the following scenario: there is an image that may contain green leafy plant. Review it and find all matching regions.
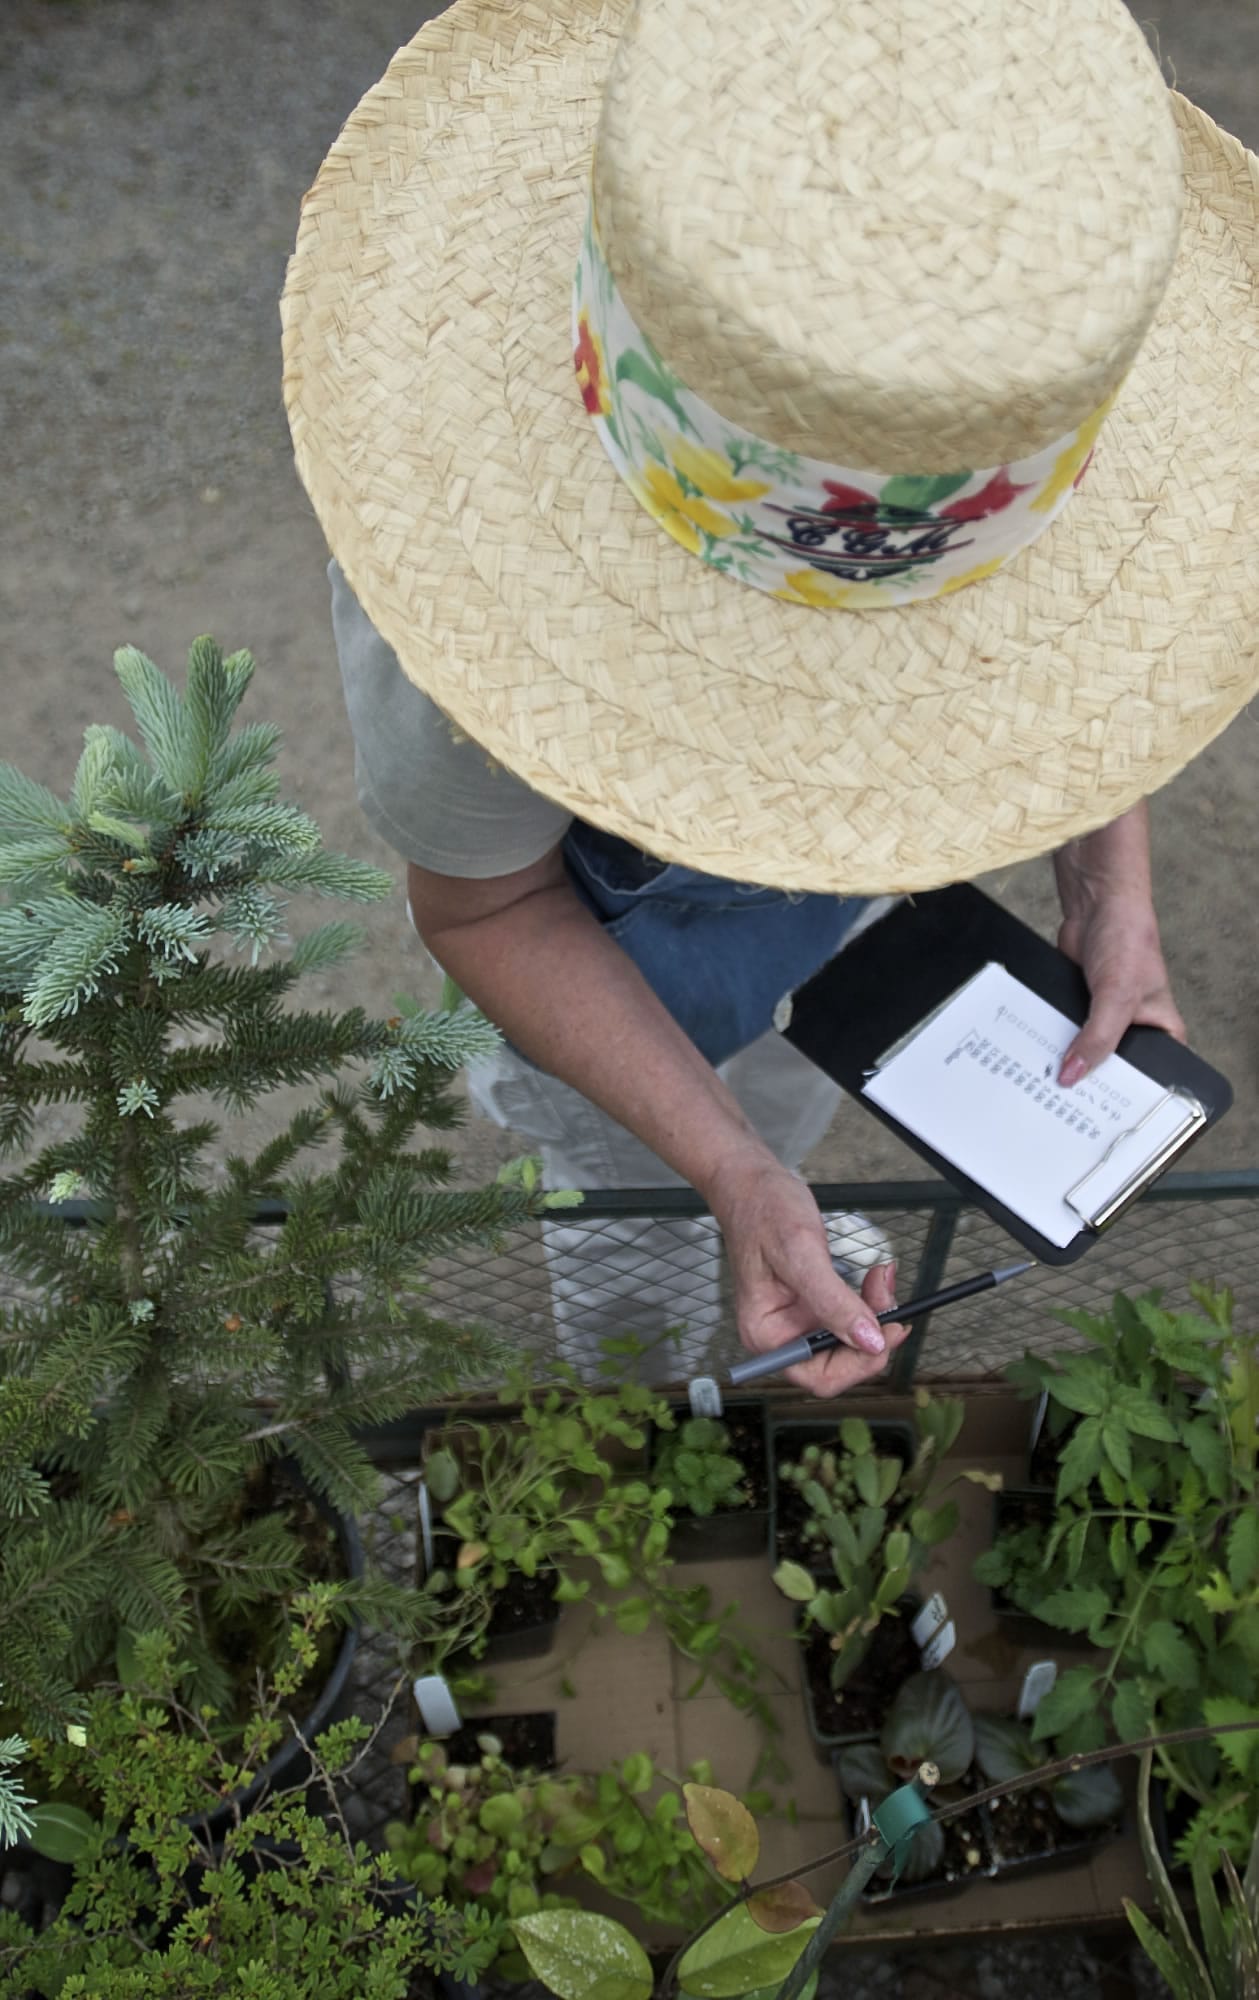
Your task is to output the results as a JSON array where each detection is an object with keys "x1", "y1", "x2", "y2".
[
  {"x1": 975, "y1": 1287, "x2": 1259, "y2": 1874},
  {"x1": 1125, "y1": 1748, "x2": 1259, "y2": 2000},
  {"x1": 511, "y1": 1781, "x2": 821, "y2": 2000},
  {"x1": 0, "y1": 1610, "x2": 501, "y2": 1999},
  {"x1": 773, "y1": 1392, "x2": 998, "y2": 1693},
  {"x1": 973, "y1": 1713, "x2": 1123, "y2": 1832},
  {"x1": 836, "y1": 1672, "x2": 979, "y2": 1884},
  {"x1": 422, "y1": 1368, "x2": 674, "y2": 1646},
  {"x1": 651, "y1": 1415, "x2": 751, "y2": 1518},
  {"x1": 0, "y1": 640, "x2": 554, "y2": 1733},
  {"x1": 386, "y1": 1740, "x2": 742, "y2": 1975}
]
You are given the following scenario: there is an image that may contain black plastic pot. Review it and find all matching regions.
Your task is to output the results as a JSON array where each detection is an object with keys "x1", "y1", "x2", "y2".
[
  {"x1": 768, "y1": 1417, "x2": 915, "y2": 1571},
  {"x1": 647, "y1": 1400, "x2": 770, "y2": 1562},
  {"x1": 429, "y1": 1528, "x2": 561, "y2": 1666},
  {"x1": 837, "y1": 1774, "x2": 996, "y2": 1904},
  {"x1": 798, "y1": 1593, "x2": 924, "y2": 1761},
  {"x1": 983, "y1": 1784, "x2": 1121, "y2": 1878}
]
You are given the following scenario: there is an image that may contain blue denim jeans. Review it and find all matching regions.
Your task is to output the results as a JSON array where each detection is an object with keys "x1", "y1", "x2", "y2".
[{"x1": 562, "y1": 820, "x2": 873, "y2": 1067}]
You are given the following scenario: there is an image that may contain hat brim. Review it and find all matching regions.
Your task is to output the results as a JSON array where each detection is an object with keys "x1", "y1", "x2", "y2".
[{"x1": 281, "y1": 0, "x2": 1259, "y2": 894}]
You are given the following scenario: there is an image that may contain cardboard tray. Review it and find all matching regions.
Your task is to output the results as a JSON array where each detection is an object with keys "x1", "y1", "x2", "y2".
[{"x1": 435, "y1": 1381, "x2": 1158, "y2": 1947}]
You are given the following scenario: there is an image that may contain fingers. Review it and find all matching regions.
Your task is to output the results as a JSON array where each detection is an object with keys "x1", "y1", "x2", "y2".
[
  {"x1": 788, "y1": 1260, "x2": 905, "y2": 1398},
  {"x1": 1060, "y1": 980, "x2": 1188, "y2": 1085}
]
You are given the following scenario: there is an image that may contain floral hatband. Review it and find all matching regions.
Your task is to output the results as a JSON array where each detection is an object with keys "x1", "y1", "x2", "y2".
[{"x1": 572, "y1": 177, "x2": 1110, "y2": 609}]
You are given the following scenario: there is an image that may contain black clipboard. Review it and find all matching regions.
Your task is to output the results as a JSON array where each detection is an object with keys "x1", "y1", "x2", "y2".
[{"x1": 781, "y1": 884, "x2": 1232, "y2": 1265}]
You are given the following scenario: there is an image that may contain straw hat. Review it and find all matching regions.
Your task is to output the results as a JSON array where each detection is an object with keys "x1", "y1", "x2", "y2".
[{"x1": 281, "y1": 0, "x2": 1259, "y2": 895}]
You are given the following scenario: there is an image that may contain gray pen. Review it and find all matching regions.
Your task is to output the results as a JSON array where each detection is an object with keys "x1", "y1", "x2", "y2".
[{"x1": 727, "y1": 1260, "x2": 1034, "y2": 1386}]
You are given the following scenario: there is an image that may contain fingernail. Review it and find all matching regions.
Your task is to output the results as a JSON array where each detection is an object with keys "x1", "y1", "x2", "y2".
[
  {"x1": 1060, "y1": 1056, "x2": 1087, "y2": 1087},
  {"x1": 855, "y1": 1320, "x2": 885, "y2": 1355}
]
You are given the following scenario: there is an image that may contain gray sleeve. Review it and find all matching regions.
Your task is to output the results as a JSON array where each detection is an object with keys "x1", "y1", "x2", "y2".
[{"x1": 329, "y1": 561, "x2": 572, "y2": 878}]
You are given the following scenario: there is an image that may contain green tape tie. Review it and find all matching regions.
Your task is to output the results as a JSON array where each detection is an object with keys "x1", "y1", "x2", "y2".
[{"x1": 872, "y1": 1782, "x2": 933, "y2": 1884}]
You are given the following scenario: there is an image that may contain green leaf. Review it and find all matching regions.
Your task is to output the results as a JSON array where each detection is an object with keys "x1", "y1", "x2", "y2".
[
  {"x1": 1101, "y1": 1418, "x2": 1132, "y2": 1478},
  {"x1": 676, "y1": 1903, "x2": 820, "y2": 1998},
  {"x1": 683, "y1": 1784, "x2": 759, "y2": 1882},
  {"x1": 881, "y1": 1671, "x2": 974, "y2": 1785},
  {"x1": 1227, "y1": 1509, "x2": 1259, "y2": 1595},
  {"x1": 1143, "y1": 1620, "x2": 1199, "y2": 1693},
  {"x1": 838, "y1": 1418, "x2": 872, "y2": 1456},
  {"x1": 772, "y1": 1561, "x2": 817, "y2": 1604},
  {"x1": 1203, "y1": 1694, "x2": 1259, "y2": 1780},
  {"x1": 1111, "y1": 1678, "x2": 1150, "y2": 1745},
  {"x1": 1052, "y1": 1760, "x2": 1123, "y2": 1830},
  {"x1": 1029, "y1": 1665, "x2": 1100, "y2": 1742},
  {"x1": 854, "y1": 1455, "x2": 882, "y2": 1508},
  {"x1": 424, "y1": 1448, "x2": 460, "y2": 1506},
  {"x1": 1184, "y1": 1420, "x2": 1229, "y2": 1495},
  {"x1": 1046, "y1": 1366, "x2": 1108, "y2": 1418},
  {"x1": 621, "y1": 1753, "x2": 653, "y2": 1795},
  {"x1": 836, "y1": 1740, "x2": 893, "y2": 1808},
  {"x1": 1112, "y1": 1390, "x2": 1180, "y2": 1443},
  {"x1": 1037, "y1": 1584, "x2": 1112, "y2": 1633},
  {"x1": 1056, "y1": 1419, "x2": 1104, "y2": 1498},
  {"x1": 744, "y1": 1879, "x2": 820, "y2": 1934},
  {"x1": 1124, "y1": 1902, "x2": 1213, "y2": 2000},
  {"x1": 480, "y1": 1792, "x2": 524, "y2": 1836},
  {"x1": 512, "y1": 1910, "x2": 653, "y2": 2000},
  {"x1": 878, "y1": 471, "x2": 972, "y2": 510},
  {"x1": 973, "y1": 1713, "x2": 1035, "y2": 1784},
  {"x1": 26, "y1": 1801, "x2": 97, "y2": 1864}
]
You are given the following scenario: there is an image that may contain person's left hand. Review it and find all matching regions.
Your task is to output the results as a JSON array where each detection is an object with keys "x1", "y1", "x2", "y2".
[{"x1": 1057, "y1": 892, "x2": 1186, "y2": 1085}]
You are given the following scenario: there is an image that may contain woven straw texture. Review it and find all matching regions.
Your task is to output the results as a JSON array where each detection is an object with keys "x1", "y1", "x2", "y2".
[{"x1": 281, "y1": 0, "x2": 1259, "y2": 896}]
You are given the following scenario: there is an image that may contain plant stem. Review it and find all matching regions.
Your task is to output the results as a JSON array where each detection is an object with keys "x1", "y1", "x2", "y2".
[{"x1": 775, "y1": 1767, "x2": 936, "y2": 2000}]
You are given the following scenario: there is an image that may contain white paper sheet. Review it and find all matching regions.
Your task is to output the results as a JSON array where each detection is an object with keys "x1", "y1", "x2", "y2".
[{"x1": 862, "y1": 962, "x2": 1196, "y2": 1246}]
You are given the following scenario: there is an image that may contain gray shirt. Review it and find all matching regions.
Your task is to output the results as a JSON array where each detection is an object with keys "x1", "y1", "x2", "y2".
[{"x1": 330, "y1": 561, "x2": 572, "y2": 878}]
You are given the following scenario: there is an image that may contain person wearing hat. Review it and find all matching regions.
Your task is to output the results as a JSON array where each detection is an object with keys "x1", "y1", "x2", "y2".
[{"x1": 283, "y1": 0, "x2": 1256, "y2": 1393}]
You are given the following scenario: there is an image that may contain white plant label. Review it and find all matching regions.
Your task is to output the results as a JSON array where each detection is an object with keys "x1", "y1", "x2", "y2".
[
  {"x1": 911, "y1": 1594, "x2": 949, "y2": 1648},
  {"x1": 413, "y1": 1674, "x2": 461, "y2": 1737},
  {"x1": 1017, "y1": 1660, "x2": 1059, "y2": 1719},
  {"x1": 919, "y1": 1620, "x2": 957, "y2": 1669},
  {"x1": 688, "y1": 1376, "x2": 724, "y2": 1418}
]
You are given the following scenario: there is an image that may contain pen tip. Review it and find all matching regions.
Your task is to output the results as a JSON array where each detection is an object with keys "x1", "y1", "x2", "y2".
[{"x1": 993, "y1": 1260, "x2": 1035, "y2": 1282}]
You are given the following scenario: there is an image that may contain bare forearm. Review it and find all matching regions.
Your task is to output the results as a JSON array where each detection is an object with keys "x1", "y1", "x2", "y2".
[
  {"x1": 1053, "y1": 802, "x2": 1153, "y2": 918},
  {"x1": 422, "y1": 878, "x2": 776, "y2": 1204}
]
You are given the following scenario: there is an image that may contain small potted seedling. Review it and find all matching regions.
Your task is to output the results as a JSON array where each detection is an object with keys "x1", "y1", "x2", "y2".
[
  {"x1": 836, "y1": 1673, "x2": 993, "y2": 1902},
  {"x1": 648, "y1": 1403, "x2": 769, "y2": 1560},
  {"x1": 974, "y1": 1714, "x2": 1123, "y2": 1874},
  {"x1": 772, "y1": 1394, "x2": 997, "y2": 1754},
  {"x1": 419, "y1": 1370, "x2": 674, "y2": 1666},
  {"x1": 769, "y1": 1414, "x2": 914, "y2": 1571}
]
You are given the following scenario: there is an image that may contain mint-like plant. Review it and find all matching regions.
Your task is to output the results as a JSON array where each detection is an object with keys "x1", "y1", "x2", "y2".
[
  {"x1": 422, "y1": 1369, "x2": 674, "y2": 1624},
  {"x1": 975, "y1": 1286, "x2": 1259, "y2": 1874},
  {"x1": 651, "y1": 1414, "x2": 751, "y2": 1518},
  {"x1": 0, "y1": 641, "x2": 552, "y2": 1732},
  {"x1": 773, "y1": 1392, "x2": 998, "y2": 1693},
  {"x1": 386, "y1": 1739, "x2": 735, "y2": 1970}
]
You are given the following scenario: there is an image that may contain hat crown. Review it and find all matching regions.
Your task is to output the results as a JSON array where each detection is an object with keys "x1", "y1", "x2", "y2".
[{"x1": 594, "y1": 0, "x2": 1183, "y2": 472}]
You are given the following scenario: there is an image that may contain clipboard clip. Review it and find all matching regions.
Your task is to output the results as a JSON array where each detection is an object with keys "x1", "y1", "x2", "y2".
[{"x1": 1064, "y1": 1088, "x2": 1208, "y2": 1233}]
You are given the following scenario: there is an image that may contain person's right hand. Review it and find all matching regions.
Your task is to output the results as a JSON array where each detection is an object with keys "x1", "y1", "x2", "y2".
[{"x1": 706, "y1": 1152, "x2": 909, "y2": 1397}]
